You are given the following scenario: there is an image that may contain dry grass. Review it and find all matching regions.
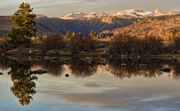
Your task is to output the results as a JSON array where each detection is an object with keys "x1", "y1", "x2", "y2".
[{"x1": 104, "y1": 14, "x2": 180, "y2": 41}]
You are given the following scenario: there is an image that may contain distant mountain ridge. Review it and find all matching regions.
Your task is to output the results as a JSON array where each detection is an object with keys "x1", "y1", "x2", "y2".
[
  {"x1": 0, "y1": 9, "x2": 180, "y2": 36},
  {"x1": 35, "y1": 16, "x2": 137, "y2": 35},
  {"x1": 0, "y1": 15, "x2": 137, "y2": 36}
]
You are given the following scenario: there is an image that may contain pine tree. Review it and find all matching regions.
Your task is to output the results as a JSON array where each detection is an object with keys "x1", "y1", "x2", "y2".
[
  {"x1": 64, "y1": 31, "x2": 71, "y2": 41},
  {"x1": 89, "y1": 31, "x2": 96, "y2": 39},
  {"x1": 72, "y1": 32, "x2": 76, "y2": 37},
  {"x1": 10, "y1": 2, "x2": 36, "y2": 47}
]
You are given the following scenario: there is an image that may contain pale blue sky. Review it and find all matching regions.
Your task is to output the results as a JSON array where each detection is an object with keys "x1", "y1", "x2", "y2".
[{"x1": 0, "y1": 0, "x2": 180, "y2": 17}]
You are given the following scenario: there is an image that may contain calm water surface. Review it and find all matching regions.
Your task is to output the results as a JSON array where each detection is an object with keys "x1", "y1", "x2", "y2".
[{"x1": 0, "y1": 58, "x2": 180, "y2": 111}]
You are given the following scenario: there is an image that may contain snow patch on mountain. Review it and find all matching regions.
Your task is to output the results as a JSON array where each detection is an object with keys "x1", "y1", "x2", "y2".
[
  {"x1": 36, "y1": 14, "x2": 48, "y2": 19},
  {"x1": 61, "y1": 12, "x2": 85, "y2": 20},
  {"x1": 61, "y1": 9, "x2": 180, "y2": 20}
]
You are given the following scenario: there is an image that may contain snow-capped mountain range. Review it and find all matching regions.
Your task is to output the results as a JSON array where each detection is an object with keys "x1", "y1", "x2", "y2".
[
  {"x1": 0, "y1": 9, "x2": 180, "y2": 36},
  {"x1": 61, "y1": 9, "x2": 180, "y2": 20}
]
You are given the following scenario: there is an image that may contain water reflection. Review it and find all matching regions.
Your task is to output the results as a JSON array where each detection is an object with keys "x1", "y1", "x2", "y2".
[
  {"x1": 0, "y1": 57, "x2": 10, "y2": 70},
  {"x1": 7, "y1": 60, "x2": 37, "y2": 106},
  {"x1": 0, "y1": 56, "x2": 180, "y2": 107},
  {"x1": 107, "y1": 58, "x2": 180, "y2": 79},
  {"x1": 33, "y1": 60, "x2": 64, "y2": 76},
  {"x1": 69, "y1": 56, "x2": 98, "y2": 78},
  {"x1": 108, "y1": 59, "x2": 162, "y2": 79}
]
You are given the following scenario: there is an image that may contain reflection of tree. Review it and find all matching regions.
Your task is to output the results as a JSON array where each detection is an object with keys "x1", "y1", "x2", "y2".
[
  {"x1": 170, "y1": 63, "x2": 180, "y2": 80},
  {"x1": 107, "y1": 58, "x2": 166, "y2": 79},
  {"x1": 8, "y1": 61, "x2": 37, "y2": 106},
  {"x1": 0, "y1": 57, "x2": 10, "y2": 70},
  {"x1": 42, "y1": 61, "x2": 64, "y2": 76},
  {"x1": 69, "y1": 57, "x2": 98, "y2": 78},
  {"x1": 31, "y1": 60, "x2": 64, "y2": 76}
]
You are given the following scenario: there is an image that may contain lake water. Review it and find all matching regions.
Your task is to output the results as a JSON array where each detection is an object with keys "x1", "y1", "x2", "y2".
[{"x1": 0, "y1": 57, "x2": 180, "y2": 111}]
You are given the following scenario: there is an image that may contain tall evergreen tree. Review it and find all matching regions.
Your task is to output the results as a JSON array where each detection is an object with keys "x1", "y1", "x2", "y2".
[
  {"x1": 64, "y1": 31, "x2": 71, "y2": 41},
  {"x1": 10, "y1": 2, "x2": 36, "y2": 47},
  {"x1": 89, "y1": 31, "x2": 96, "y2": 39}
]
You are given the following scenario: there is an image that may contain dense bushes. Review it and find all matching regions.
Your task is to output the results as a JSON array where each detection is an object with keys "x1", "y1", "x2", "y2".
[
  {"x1": 69, "y1": 33, "x2": 96, "y2": 54},
  {"x1": 31, "y1": 33, "x2": 96, "y2": 55},
  {"x1": 108, "y1": 34, "x2": 164, "y2": 56},
  {"x1": 142, "y1": 36, "x2": 164, "y2": 54},
  {"x1": 33, "y1": 33, "x2": 66, "y2": 53},
  {"x1": 42, "y1": 34, "x2": 66, "y2": 50},
  {"x1": 3, "y1": 31, "x2": 180, "y2": 56},
  {"x1": 108, "y1": 34, "x2": 140, "y2": 56},
  {"x1": 0, "y1": 37, "x2": 11, "y2": 52},
  {"x1": 173, "y1": 37, "x2": 180, "y2": 53}
]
